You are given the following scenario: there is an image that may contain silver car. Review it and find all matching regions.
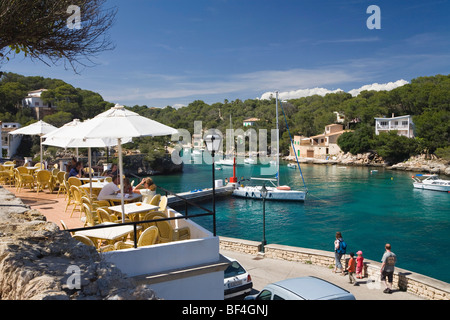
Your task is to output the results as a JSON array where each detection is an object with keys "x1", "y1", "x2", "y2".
[
  {"x1": 245, "y1": 276, "x2": 356, "y2": 300},
  {"x1": 224, "y1": 257, "x2": 253, "y2": 299}
]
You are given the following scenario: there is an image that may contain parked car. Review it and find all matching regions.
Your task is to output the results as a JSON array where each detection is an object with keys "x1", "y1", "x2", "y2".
[
  {"x1": 224, "y1": 257, "x2": 253, "y2": 299},
  {"x1": 245, "y1": 276, "x2": 356, "y2": 300}
]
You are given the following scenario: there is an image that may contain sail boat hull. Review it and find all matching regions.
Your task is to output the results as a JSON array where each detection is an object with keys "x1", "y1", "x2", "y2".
[{"x1": 232, "y1": 186, "x2": 306, "y2": 201}]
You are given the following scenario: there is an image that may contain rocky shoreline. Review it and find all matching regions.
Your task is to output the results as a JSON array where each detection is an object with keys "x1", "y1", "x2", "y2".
[
  {"x1": 286, "y1": 152, "x2": 450, "y2": 176},
  {"x1": 0, "y1": 187, "x2": 159, "y2": 300}
]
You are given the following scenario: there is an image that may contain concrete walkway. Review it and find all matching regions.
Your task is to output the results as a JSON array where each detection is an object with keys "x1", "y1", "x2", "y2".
[{"x1": 220, "y1": 249, "x2": 422, "y2": 300}]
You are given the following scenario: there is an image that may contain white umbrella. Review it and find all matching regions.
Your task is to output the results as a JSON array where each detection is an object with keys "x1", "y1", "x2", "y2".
[
  {"x1": 53, "y1": 104, "x2": 178, "y2": 222},
  {"x1": 42, "y1": 119, "x2": 131, "y2": 196},
  {"x1": 9, "y1": 120, "x2": 57, "y2": 168}
]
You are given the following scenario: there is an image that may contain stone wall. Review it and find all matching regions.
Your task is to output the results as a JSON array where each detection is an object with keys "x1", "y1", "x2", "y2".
[
  {"x1": 219, "y1": 237, "x2": 450, "y2": 300},
  {"x1": 0, "y1": 187, "x2": 159, "y2": 300}
]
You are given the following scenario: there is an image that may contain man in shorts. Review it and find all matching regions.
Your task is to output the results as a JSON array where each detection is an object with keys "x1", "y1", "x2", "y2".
[{"x1": 380, "y1": 243, "x2": 397, "y2": 294}]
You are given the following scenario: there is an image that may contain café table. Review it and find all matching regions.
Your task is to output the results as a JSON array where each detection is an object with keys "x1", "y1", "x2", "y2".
[
  {"x1": 80, "y1": 181, "x2": 109, "y2": 197},
  {"x1": 78, "y1": 176, "x2": 106, "y2": 184},
  {"x1": 102, "y1": 192, "x2": 142, "y2": 204},
  {"x1": 108, "y1": 202, "x2": 159, "y2": 221},
  {"x1": 74, "y1": 222, "x2": 141, "y2": 245}
]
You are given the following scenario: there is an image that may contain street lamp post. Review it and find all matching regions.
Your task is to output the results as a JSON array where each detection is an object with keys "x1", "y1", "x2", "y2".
[
  {"x1": 205, "y1": 134, "x2": 222, "y2": 237},
  {"x1": 260, "y1": 183, "x2": 268, "y2": 253}
]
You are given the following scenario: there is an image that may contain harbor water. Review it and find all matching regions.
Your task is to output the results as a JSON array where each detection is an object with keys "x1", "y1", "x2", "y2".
[{"x1": 145, "y1": 161, "x2": 450, "y2": 283}]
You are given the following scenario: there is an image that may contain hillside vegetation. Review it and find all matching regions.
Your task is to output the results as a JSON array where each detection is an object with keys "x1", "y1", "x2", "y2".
[{"x1": 1, "y1": 72, "x2": 449, "y2": 163}]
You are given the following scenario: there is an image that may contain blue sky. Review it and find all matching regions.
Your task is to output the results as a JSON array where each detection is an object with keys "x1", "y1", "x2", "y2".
[{"x1": 2, "y1": 0, "x2": 450, "y2": 107}]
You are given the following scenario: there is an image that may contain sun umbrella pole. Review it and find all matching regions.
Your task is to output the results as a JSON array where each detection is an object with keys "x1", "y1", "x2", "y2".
[
  {"x1": 88, "y1": 147, "x2": 93, "y2": 197},
  {"x1": 118, "y1": 138, "x2": 125, "y2": 223},
  {"x1": 40, "y1": 135, "x2": 44, "y2": 169}
]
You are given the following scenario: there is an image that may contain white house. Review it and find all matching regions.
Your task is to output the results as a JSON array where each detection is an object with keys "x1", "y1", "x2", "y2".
[
  {"x1": 291, "y1": 124, "x2": 352, "y2": 159},
  {"x1": 1, "y1": 122, "x2": 22, "y2": 158},
  {"x1": 22, "y1": 89, "x2": 57, "y2": 120},
  {"x1": 243, "y1": 118, "x2": 260, "y2": 127},
  {"x1": 374, "y1": 114, "x2": 415, "y2": 138}
]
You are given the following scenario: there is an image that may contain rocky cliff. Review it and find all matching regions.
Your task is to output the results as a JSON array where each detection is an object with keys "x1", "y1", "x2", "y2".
[{"x1": 0, "y1": 187, "x2": 158, "y2": 300}]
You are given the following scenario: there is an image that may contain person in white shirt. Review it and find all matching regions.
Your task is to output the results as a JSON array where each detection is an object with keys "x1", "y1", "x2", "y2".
[
  {"x1": 97, "y1": 177, "x2": 120, "y2": 200},
  {"x1": 132, "y1": 177, "x2": 157, "y2": 203}
]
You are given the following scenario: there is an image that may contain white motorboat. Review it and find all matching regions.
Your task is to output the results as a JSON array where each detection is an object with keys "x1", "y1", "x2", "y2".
[
  {"x1": 412, "y1": 174, "x2": 450, "y2": 192},
  {"x1": 217, "y1": 158, "x2": 234, "y2": 166},
  {"x1": 244, "y1": 158, "x2": 257, "y2": 165},
  {"x1": 287, "y1": 163, "x2": 296, "y2": 168},
  {"x1": 233, "y1": 178, "x2": 307, "y2": 201}
]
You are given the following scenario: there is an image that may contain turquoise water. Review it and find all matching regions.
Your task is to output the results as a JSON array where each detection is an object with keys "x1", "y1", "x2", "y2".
[{"x1": 145, "y1": 162, "x2": 450, "y2": 283}]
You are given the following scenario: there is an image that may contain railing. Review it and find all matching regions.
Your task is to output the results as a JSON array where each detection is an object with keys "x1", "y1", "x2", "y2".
[{"x1": 65, "y1": 185, "x2": 216, "y2": 248}]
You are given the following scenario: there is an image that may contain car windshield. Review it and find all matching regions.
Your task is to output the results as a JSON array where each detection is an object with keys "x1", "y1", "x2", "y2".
[{"x1": 224, "y1": 261, "x2": 246, "y2": 278}]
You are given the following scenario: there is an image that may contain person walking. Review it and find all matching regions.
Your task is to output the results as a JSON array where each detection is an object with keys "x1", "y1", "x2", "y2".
[
  {"x1": 380, "y1": 243, "x2": 397, "y2": 294},
  {"x1": 346, "y1": 252, "x2": 358, "y2": 285},
  {"x1": 333, "y1": 232, "x2": 346, "y2": 274}
]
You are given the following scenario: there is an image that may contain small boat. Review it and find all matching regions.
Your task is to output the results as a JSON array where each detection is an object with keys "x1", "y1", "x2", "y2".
[
  {"x1": 244, "y1": 157, "x2": 256, "y2": 165},
  {"x1": 287, "y1": 163, "x2": 296, "y2": 169},
  {"x1": 217, "y1": 158, "x2": 234, "y2": 166},
  {"x1": 412, "y1": 174, "x2": 450, "y2": 192}
]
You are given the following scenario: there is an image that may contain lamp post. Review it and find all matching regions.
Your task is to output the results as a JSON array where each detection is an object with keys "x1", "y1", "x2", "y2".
[
  {"x1": 205, "y1": 134, "x2": 222, "y2": 237},
  {"x1": 260, "y1": 183, "x2": 268, "y2": 253}
]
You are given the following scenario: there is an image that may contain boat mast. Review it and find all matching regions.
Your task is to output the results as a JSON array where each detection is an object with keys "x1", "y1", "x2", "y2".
[{"x1": 276, "y1": 91, "x2": 280, "y2": 187}]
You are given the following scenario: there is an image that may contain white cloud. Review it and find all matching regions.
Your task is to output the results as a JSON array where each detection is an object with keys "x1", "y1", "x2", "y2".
[
  {"x1": 348, "y1": 79, "x2": 409, "y2": 96},
  {"x1": 260, "y1": 80, "x2": 409, "y2": 100},
  {"x1": 260, "y1": 88, "x2": 344, "y2": 100}
]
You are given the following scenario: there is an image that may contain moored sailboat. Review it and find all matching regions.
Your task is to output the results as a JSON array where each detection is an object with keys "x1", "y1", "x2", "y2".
[{"x1": 232, "y1": 91, "x2": 307, "y2": 201}]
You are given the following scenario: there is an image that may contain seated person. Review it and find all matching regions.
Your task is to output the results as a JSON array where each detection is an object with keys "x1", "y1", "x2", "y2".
[
  {"x1": 103, "y1": 164, "x2": 118, "y2": 179},
  {"x1": 122, "y1": 177, "x2": 133, "y2": 194},
  {"x1": 68, "y1": 161, "x2": 83, "y2": 178},
  {"x1": 132, "y1": 177, "x2": 157, "y2": 203},
  {"x1": 97, "y1": 176, "x2": 120, "y2": 200}
]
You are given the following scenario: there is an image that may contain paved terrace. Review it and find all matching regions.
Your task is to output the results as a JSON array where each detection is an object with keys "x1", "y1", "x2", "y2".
[{"x1": 0, "y1": 184, "x2": 436, "y2": 300}]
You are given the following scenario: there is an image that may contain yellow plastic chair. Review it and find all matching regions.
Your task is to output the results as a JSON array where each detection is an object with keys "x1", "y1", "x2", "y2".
[
  {"x1": 0, "y1": 166, "x2": 11, "y2": 185},
  {"x1": 72, "y1": 234, "x2": 96, "y2": 248},
  {"x1": 36, "y1": 170, "x2": 51, "y2": 194},
  {"x1": 81, "y1": 203, "x2": 97, "y2": 227},
  {"x1": 14, "y1": 168, "x2": 35, "y2": 192},
  {"x1": 34, "y1": 163, "x2": 44, "y2": 168},
  {"x1": 68, "y1": 176, "x2": 82, "y2": 187},
  {"x1": 140, "y1": 211, "x2": 167, "y2": 230},
  {"x1": 97, "y1": 208, "x2": 119, "y2": 224},
  {"x1": 158, "y1": 196, "x2": 168, "y2": 213},
  {"x1": 148, "y1": 194, "x2": 161, "y2": 205},
  {"x1": 114, "y1": 226, "x2": 159, "y2": 250},
  {"x1": 69, "y1": 185, "x2": 83, "y2": 217},
  {"x1": 57, "y1": 171, "x2": 68, "y2": 197},
  {"x1": 152, "y1": 215, "x2": 190, "y2": 243}
]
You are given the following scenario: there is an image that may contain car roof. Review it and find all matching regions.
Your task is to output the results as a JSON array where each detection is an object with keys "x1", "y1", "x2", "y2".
[{"x1": 272, "y1": 276, "x2": 353, "y2": 300}]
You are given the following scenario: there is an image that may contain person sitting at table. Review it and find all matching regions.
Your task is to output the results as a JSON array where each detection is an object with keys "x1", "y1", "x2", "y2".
[
  {"x1": 68, "y1": 161, "x2": 83, "y2": 178},
  {"x1": 103, "y1": 164, "x2": 118, "y2": 179},
  {"x1": 132, "y1": 177, "x2": 157, "y2": 203},
  {"x1": 66, "y1": 157, "x2": 77, "y2": 173},
  {"x1": 97, "y1": 176, "x2": 120, "y2": 200},
  {"x1": 123, "y1": 177, "x2": 133, "y2": 194}
]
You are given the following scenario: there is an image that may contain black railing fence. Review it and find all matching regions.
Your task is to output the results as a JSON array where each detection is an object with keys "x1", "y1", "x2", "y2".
[{"x1": 65, "y1": 185, "x2": 216, "y2": 248}]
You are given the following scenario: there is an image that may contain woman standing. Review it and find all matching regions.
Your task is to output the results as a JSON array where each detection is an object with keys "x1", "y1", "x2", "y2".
[{"x1": 333, "y1": 232, "x2": 346, "y2": 274}]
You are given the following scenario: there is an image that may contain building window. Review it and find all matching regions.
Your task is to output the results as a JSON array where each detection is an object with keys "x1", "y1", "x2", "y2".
[
  {"x1": 35, "y1": 102, "x2": 40, "y2": 107},
  {"x1": 402, "y1": 121, "x2": 408, "y2": 126}
]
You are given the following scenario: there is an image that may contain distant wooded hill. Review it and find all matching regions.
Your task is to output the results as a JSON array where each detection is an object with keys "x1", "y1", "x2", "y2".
[{"x1": 1, "y1": 72, "x2": 449, "y2": 160}]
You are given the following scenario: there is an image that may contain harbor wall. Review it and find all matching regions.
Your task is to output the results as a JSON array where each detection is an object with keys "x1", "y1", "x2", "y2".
[{"x1": 219, "y1": 236, "x2": 450, "y2": 300}]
